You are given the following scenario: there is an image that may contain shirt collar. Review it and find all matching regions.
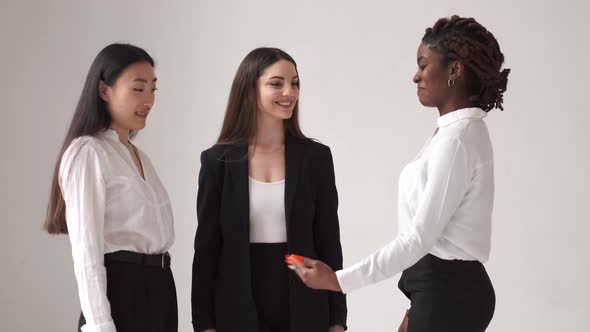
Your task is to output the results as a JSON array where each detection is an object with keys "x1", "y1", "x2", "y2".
[
  {"x1": 437, "y1": 107, "x2": 487, "y2": 128},
  {"x1": 100, "y1": 128, "x2": 123, "y2": 142}
]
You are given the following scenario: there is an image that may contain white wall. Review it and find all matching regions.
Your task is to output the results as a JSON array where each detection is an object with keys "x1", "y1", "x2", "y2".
[{"x1": 1, "y1": 0, "x2": 588, "y2": 331}]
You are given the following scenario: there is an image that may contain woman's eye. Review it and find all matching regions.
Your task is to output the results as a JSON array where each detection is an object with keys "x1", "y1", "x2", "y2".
[
  {"x1": 270, "y1": 82, "x2": 282, "y2": 87},
  {"x1": 133, "y1": 88, "x2": 144, "y2": 92}
]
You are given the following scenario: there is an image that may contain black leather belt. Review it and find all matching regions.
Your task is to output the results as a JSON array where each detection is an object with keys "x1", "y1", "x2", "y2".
[{"x1": 104, "y1": 250, "x2": 171, "y2": 270}]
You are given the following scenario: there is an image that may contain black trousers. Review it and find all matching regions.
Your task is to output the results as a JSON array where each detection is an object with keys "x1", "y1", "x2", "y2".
[
  {"x1": 77, "y1": 255, "x2": 178, "y2": 332},
  {"x1": 398, "y1": 254, "x2": 495, "y2": 332},
  {"x1": 250, "y1": 243, "x2": 290, "y2": 332}
]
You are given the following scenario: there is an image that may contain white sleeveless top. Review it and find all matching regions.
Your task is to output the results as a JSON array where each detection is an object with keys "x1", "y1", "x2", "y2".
[{"x1": 248, "y1": 177, "x2": 287, "y2": 243}]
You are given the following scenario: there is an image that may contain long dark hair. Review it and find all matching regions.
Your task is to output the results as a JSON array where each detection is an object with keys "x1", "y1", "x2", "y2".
[
  {"x1": 44, "y1": 43, "x2": 154, "y2": 234},
  {"x1": 217, "y1": 47, "x2": 308, "y2": 145},
  {"x1": 422, "y1": 15, "x2": 510, "y2": 111}
]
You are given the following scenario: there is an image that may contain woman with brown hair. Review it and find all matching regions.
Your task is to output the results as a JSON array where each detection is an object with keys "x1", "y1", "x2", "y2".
[
  {"x1": 191, "y1": 47, "x2": 347, "y2": 332},
  {"x1": 289, "y1": 15, "x2": 510, "y2": 332},
  {"x1": 44, "y1": 43, "x2": 177, "y2": 332}
]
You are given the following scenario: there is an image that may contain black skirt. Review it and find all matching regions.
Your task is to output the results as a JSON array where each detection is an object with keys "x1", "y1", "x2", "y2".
[
  {"x1": 398, "y1": 254, "x2": 495, "y2": 332},
  {"x1": 77, "y1": 251, "x2": 178, "y2": 332},
  {"x1": 250, "y1": 242, "x2": 290, "y2": 332}
]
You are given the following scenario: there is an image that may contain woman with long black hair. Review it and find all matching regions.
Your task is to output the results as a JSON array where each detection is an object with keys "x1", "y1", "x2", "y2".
[{"x1": 44, "y1": 43, "x2": 177, "y2": 332}]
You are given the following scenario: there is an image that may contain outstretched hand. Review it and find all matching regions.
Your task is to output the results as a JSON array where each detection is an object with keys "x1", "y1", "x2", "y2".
[{"x1": 286, "y1": 254, "x2": 342, "y2": 292}]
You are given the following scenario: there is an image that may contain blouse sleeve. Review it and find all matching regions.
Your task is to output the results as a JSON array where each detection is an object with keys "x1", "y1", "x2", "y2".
[
  {"x1": 60, "y1": 138, "x2": 116, "y2": 332},
  {"x1": 336, "y1": 137, "x2": 470, "y2": 293}
]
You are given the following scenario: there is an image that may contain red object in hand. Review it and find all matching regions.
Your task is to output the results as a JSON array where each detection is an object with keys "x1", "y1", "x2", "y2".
[{"x1": 284, "y1": 254, "x2": 304, "y2": 265}]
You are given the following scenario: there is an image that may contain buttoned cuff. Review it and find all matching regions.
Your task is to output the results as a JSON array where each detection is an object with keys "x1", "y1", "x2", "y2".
[
  {"x1": 80, "y1": 320, "x2": 117, "y2": 332},
  {"x1": 335, "y1": 266, "x2": 366, "y2": 294}
]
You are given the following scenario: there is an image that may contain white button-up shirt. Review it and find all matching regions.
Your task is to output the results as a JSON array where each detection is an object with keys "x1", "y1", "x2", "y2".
[
  {"x1": 59, "y1": 129, "x2": 174, "y2": 332},
  {"x1": 336, "y1": 108, "x2": 494, "y2": 293}
]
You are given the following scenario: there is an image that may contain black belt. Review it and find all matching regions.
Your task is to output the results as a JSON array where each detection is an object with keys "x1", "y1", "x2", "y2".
[{"x1": 104, "y1": 250, "x2": 171, "y2": 270}]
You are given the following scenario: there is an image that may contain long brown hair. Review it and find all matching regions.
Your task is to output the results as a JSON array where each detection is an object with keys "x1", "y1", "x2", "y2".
[
  {"x1": 44, "y1": 43, "x2": 154, "y2": 234},
  {"x1": 217, "y1": 47, "x2": 308, "y2": 144}
]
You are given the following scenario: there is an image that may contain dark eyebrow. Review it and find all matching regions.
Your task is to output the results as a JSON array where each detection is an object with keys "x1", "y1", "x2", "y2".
[
  {"x1": 417, "y1": 56, "x2": 428, "y2": 64},
  {"x1": 268, "y1": 75, "x2": 299, "y2": 80},
  {"x1": 133, "y1": 77, "x2": 158, "y2": 83}
]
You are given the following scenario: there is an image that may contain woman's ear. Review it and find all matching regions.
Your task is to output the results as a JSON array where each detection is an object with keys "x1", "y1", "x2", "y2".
[
  {"x1": 98, "y1": 80, "x2": 109, "y2": 102},
  {"x1": 448, "y1": 60, "x2": 464, "y2": 81}
]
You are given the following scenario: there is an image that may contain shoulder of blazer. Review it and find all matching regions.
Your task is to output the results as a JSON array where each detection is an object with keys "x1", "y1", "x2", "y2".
[
  {"x1": 296, "y1": 138, "x2": 333, "y2": 163},
  {"x1": 201, "y1": 144, "x2": 247, "y2": 162},
  {"x1": 199, "y1": 143, "x2": 247, "y2": 179},
  {"x1": 201, "y1": 137, "x2": 333, "y2": 164},
  {"x1": 295, "y1": 139, "x2": 335, "y2": 190}
]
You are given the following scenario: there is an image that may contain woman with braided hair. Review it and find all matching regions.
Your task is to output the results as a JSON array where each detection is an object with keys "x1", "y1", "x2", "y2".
[{"x1": 288, "y1": 15, "x2": 510, "y2": 332}]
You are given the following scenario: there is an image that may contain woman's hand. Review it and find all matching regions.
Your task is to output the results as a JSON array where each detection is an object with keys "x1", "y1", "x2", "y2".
[
  {"x1": 329, "y1": 324, "x2": 345, "y2": 332},
  {"x1": 287, "y1": 255, "x2": 342, "y2": 292},
  {"x1": 398, "y1": 309, "x2": 409, "y2": 332}
]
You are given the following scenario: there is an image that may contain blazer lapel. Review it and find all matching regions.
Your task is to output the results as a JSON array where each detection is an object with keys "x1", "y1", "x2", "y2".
[
  {"x1": 227, "y1": 145, "x2": 250, "y2": 236},
  {"x1": 285, "y1": 135, "x2": 303, "y2": 229}
]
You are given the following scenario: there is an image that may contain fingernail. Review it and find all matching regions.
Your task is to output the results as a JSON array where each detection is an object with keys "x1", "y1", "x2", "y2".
[{"x1": 291, "y1": 254, "x2": 303, "y2": 262}]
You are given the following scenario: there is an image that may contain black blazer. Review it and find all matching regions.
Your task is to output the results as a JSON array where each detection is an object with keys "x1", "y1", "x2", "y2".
[{"x1": 191, "y1": 134, "x2": 347, "y2": 332}]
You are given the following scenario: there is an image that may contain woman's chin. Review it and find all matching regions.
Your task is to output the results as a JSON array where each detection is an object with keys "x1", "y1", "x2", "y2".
[{"x1": 273, "y1": 110, "x2": 294, "y2": 120}]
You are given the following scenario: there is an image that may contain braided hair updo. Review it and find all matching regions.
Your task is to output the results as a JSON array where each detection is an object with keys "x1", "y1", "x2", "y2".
[{"x1": 423, "y1": 15, "x2": 510, "y2": 111}]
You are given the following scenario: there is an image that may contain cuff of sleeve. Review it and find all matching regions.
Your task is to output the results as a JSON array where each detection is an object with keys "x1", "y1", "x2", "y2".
[
  {"x1": 329, "y1": 311, "x2": 347, "y2": 330},
  {"x1": 336, "y1": 266, "x2": 365, "y2": 294},
  {"x1": 330, "y1": 322, "x2": 348, "y2": 331},
  {"x1": 193, "y1": 321, "x2": 215, "y2": 332},
  {"x1": 80, "y1": 320, "x2": 116, "y2": 332}
]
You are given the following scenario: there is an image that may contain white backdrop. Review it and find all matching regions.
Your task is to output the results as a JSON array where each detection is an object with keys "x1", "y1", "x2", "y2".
[{"x1": 1, "y1": 0, "x2": 588, "y2": 331}]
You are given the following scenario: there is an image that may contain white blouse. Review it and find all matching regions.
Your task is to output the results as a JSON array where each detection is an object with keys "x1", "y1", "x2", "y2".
[
  {"x1": 336, "y1": 108, "x2": 494, "y2": 294},
  {"x1": 248, "y1": 177, "x2": 287, "y2": 243},
  {"x1": 59, "y1": 129, "x2": 174, "y2": 332}
]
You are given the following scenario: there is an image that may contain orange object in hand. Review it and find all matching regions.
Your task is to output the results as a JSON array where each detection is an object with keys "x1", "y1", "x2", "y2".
[{"x1": 284, "y1": 254, "x2": 304, "y2": 265}]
